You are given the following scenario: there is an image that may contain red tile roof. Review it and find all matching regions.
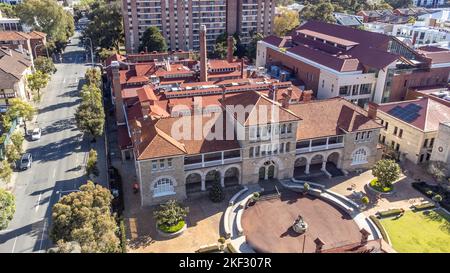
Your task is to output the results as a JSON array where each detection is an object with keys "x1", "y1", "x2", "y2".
[
  {"x1": 377, "y1": 98, "x2": 450, "y2": 131},
  {"x1": 289, "y1": 97, "x2": 382, "y2": 140}
]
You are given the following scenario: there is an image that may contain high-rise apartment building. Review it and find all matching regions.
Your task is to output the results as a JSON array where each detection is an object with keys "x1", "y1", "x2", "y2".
[{"x1": 122, "y1": 0, "x2": 275, "y2": 53}]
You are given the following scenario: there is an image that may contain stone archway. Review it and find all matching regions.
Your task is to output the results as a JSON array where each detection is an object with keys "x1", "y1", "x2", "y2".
[
  {"x1": 327, "y1": 152, "x2": 340, "y2": 166},
  {"x1": 205, "y1": 169, "x2": 221, "y2": 190},
  {"x1": 258, "y1": 160, "x2": 277, "y2": 181},
  {"x1": 185, "y1": 172, "x2": 202, "y2": 194},
  {"x1": 224, "y1": 166, "x2": 240, "y2": 187},
  {"x1": 326, "y1": 151, "x2": 344, "y2": 177},
  {"x1": 294, "y1": 156, "x2": 308, "y2": 176}
]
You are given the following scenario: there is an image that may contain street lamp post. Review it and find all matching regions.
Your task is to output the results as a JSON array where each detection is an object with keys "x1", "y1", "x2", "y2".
[
  {"x1": 33, "y1": 43, "x2": 50, "y2": 59},
  {"x1": 85, "y1": 37, "x2": 94, "y2": 67}
]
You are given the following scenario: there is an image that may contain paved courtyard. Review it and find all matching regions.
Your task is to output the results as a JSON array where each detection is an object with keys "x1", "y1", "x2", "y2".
[
  {"x1": 116, "y1": 158, "x2": 440, "y2": 253},
  {"x1": 242, "y1": 191, "x2": 361, "y2": 253}
]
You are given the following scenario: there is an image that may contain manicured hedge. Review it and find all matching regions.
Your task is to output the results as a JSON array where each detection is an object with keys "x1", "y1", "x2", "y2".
[
  {"x1": 227, "y1": 243, "x2": 238, "y2": 253},
  {"x1": 377, "y1": 208, "x2": 404, "y2": 218},
  {"x1": 412, "y1": 182, "x2": 450, "y2": 212},
  {"x1": 369, "y1": 215, "x2": 390, "y2": 244},
  {"x1": 412, "y1": 202, "x2": 436, "y2": 212}
]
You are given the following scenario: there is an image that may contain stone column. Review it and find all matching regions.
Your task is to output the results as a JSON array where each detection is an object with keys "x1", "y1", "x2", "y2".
[
  {"x1": 220, "y1": 173, "x2": 225, "y2": 188},
  {"x1": 305, "y1": 162, "x2": 310, "y2": 174},
  {"x1": 321, "y1": 161, "x2": 327, "y2": 171},
  {"x1": 201, "y1": 176, "x2": 206, "y2": 191}
]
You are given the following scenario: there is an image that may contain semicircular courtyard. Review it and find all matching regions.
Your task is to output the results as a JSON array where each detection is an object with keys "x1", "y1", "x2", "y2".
[{"x1": 241, "y1": 191, "x2": 364, "y2": 253}]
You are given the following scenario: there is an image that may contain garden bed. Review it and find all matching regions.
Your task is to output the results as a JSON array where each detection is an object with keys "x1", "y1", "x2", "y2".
[
  {"x1": 376, "y1": 208, "x2": 404, "y2": 219},
  {"x1": 412, "y1": 182, "x2": 450, "y2": 211},
  {"x1": 368, "y1": 178, "x2": 394, "y2": 193},
  {"x1": 156, "y1": 221, "x2": 187, "y2": 238}
]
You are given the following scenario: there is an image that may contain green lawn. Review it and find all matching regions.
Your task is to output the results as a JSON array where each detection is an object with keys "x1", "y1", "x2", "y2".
[{"x1": 380, "y1": 209, "x2": 450, "y2": 253}]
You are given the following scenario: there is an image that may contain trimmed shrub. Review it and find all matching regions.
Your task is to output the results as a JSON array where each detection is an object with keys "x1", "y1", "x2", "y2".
[
  {"x1": 208, "y1": 182, "x2": 225, "y2": 203},
  {"x1": 361, "y1": 196, "x2": 370, "y2": 205},
  {"x1": 369, "y1": 215, "x2": 390, "y2": 244},
  {"x1": 413, "y1": 202, "x2": 436, "y2": 212},
  {"x1": 119, "y1": 218, "x2": 127, "y2": 253},
  {"x1": 158, "y1": 220, "x2": 185, "y2": 233},
  {"x1": 218, "y1": 237, "x2": 226, "y2": 244},
  {"x1": 377, "y1": 208, "x2": 404, "y2": 218}
]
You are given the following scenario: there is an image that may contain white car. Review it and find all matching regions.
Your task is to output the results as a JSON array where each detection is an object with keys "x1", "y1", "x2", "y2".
[{"x1": 31, "y1": 128, "x2": 41, "y2": 140}]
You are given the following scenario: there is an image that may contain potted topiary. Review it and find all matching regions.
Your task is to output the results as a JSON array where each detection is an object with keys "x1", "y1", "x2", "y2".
[
  {"x1": 154, "y1": 200, "x2": 189, "y2": 238},
  {"x1": 248, "y1": 192, "x2": 260, "y2": 206},
  {"x1": 361, "y1": 196, "x2": 369, "y2": 210},
  {"x1": 432, "y1": 194, "x2": 443, "y2": 206},
  {"x1": 303, "y1": 183, "x2": 310, "y2": 195}
]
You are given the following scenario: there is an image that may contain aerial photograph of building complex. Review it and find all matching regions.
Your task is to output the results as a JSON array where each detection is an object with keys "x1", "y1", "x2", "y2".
[{"x1": 0, "y1": 0, "x2": 449, "y2": 264}]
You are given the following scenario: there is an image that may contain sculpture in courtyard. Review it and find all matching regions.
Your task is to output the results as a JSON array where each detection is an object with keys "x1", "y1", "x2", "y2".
[{"x1": 292, "y1": 214, "x2": 308, "y2": 234}]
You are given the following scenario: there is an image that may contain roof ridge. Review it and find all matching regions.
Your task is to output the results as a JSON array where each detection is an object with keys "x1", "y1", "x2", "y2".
[{"x1": 154, "y1": 126, "x2": 187, "y2": 153}]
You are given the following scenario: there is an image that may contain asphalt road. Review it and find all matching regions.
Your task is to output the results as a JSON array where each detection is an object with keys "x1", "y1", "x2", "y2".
[{"x1": 0, "y1": 32, "x2": 103, "y2": 253}]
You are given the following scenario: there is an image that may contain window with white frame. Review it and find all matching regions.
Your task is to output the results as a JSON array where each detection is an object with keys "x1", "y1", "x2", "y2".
[
  {"x1": 152, "y1": 160, "x2": 158, "y2": 171},
  {"x1": 153, "y1": 177, "x2": 175, "y2": 197},
  {"x1": 167, "y1": 158, "x2": 173, "y2": 168},
  {"x1": 351, "y1": 148, "x2": 368, "y2": 165}
]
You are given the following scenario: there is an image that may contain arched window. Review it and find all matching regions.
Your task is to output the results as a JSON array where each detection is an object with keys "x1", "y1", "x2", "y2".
[
  {"x1": 153, "y1": 178, "x2": 175, "y2": 197},
  {"x1": 352, "y1": 148, "x2": 368, "y2": 165}
]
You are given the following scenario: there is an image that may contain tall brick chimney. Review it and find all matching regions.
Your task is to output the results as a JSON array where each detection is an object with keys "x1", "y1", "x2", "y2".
[
  {"x1": 111, "y1": 61, "x2": 125, "y2": 124},
  {"x1": 199, "y1": 25, "x2": 208, "y2": 82},
  {"x1": 302, "y1": 90, "x2": 313, "y2": 103},
  {"x1": 367, "y1": 102, "x2": 378, "y2": 119},
  {"x1": 227, "y1": 35, "x2": 234, "y2": 63}
]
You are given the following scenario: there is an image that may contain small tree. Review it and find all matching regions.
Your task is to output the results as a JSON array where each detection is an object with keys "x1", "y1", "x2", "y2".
[
  {"x1": 153, "y1": 200, "x2": 189, "y2": 228},
  {"x1": 426, "y1": 161, "x2": 448, "y2": 183},
  {"x1": 209, "y1": 182, "x2": 225, "y2": 203},
  {"x1": 5, "y1": 144, "x2": 20, "y2": 164},
  {"x1": 0, "y1": 160, "x2": 13, "y2": 184},
  {"x1": 10, "y1": 131, "x2": 24, "y2": 154},
  {"x1": 34, "y1": 56, "x2": 56, "y2": 75},
  {"x1": 0, "y1": 189, "x2": 15, "y2": 230},
  {"x1": 75, "y1": 84, "x2": 105, "y2": 140},
  {"x1": 27, "y1": 71, "x2": 50, "y2": 101},
  {"x1": 303, "y1": 182, "x2": 310, "y2": 193},
  {"x1": 5, "y1": 98, "x2": 36, "y2": 133},
  {"x1": 47, "y1": 240, "x2": 81, "y2": 253},
  {"x1": 372, "y1": 159, "x2": 401, "y2": 188},
  {"x1": 84, "y1": 68, "x2": 102, "y2": 88},
  {"x1": 86, "y1": 149, "x2": 99, "y2": 177},
  {"x1": 138, "y1": 26, "x2": 168, "y2": 53}
]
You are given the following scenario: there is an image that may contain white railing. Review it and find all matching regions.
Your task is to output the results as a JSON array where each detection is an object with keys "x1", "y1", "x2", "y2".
[
  {"x1": 184, "y1": 156, "x2": 242, "y2": 170},
  {"x1": 296, "y1": 142, "x2": 344, "y2": 154}
]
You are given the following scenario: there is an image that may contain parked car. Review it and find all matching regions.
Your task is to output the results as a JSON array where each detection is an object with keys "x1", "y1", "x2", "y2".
[
  {"x1": 19, "y1": 153, "x2": 32, "y2": 170},
  {"x1": 31, "y1": 128, "x2": 41, "y2": 140}
]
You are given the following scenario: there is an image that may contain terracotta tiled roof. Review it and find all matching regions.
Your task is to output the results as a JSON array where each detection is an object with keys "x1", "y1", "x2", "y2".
[
  {"x1": 418, "y1": 47, "x2": 450, "y2": 64},
  {"x1": 131, "y1": 113, "x2": 240, "y2": 160},
  {"x1": 28, "y1": 31, "x2": 46, "y2": 39},
  {"x1": 289, "y1": 97, "x2": 382, "y2": 140},
  {"x1": 0, "y1": 47, "x2": 32, "y2": 89},
  {"x1": 118, "y1": 125, "x2": 132, "y2": 149},
  {"x1": 377, "y1": 98, "x2": 450, "y2": 131},
  {"x1": 221, "y1": 91, "x2": 301, "y2": 126},
  {"x1": 137, "y1": 85, "x2": 157, "y2": 102},
  {"x1": 0, "y1": 31, "x2": 31, "y2": 41}
]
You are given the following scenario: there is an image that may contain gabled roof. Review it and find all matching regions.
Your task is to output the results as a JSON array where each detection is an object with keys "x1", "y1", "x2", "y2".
[
  {"x1": 377, "y1": 98, "x2": 450, "y2": 132},
  {"x1": 289, "y1": 97, "x2": 382, "y2": 140},
  {"x1": 0, "y1": 31, "x2": 31, "y2": 41},
  {"x1": 0, "y1": 47, "x2": 32, "y2": 89}
]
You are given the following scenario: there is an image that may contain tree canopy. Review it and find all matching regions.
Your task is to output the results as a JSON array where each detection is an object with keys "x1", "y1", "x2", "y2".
[
  {"x1": 75, "y1": 83, "x2": 105, "y2": 139},
  {"x1": 372, "y1": 159, "x2": 401, "y2": 187},
  {"x1": 50, "y1": 181, "x2": 120, "y2": 253},
  {"x1": 27, "y1": 71, "x2": 50, "y2": 101},
  {"x1": 301, "y1": 0, "x2": 336, "y2": 24},
  {"x1": 0, "y1": 189, "x2": 15, "y2": 230},
  {"x1": 274, "y1": 7, "x2": 300, "y2": 36},
  {"x1": 0, "y1": 3, "x2": 16, "y2": 17},
  {"x1": 34, "y1": 57, "x2": 56, "y2": 75},
  {"x1": 138, "y1": 26, "x2": 168, "y2": 53},
  {"x1": 386, "y1": 0, "x2": 413, "y2": 9},
  {"x1": 5, "y1": 98, "x2": 36, "y2": 123},
  {"x1": 16, "y1": 0, "x2": 74, "y2": 44},
  {"x1": 0, "y1": 160, "x2": 13, "y2": 184},
  {"x1": 247, "y1": 32, "x2": 264, "y2": 61},
  {"x1": 82, "y1": 0, "x2": 124, "y2": 51},
  {"x1": 211, "y1": 32, "x2": 237, "y2": 59}
]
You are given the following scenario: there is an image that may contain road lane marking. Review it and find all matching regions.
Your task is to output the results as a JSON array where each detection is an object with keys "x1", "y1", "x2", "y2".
[
  {"x1": 39, "y1": 219, "x2": 47, "y2": 253},
  {"x1": 35, "y1": 193, "x2": 42, "y2": 212},
  {"x1": 11, "y1": 237, "x2": 17, "y2": 253}
]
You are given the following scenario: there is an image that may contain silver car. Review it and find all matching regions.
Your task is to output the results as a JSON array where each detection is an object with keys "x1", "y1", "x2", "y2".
[{"x1": 19, "y1": 153, "x2": 32, "y2": 170}]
